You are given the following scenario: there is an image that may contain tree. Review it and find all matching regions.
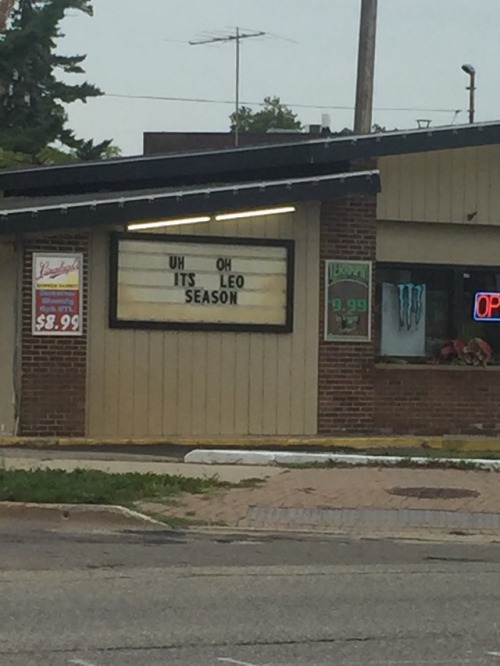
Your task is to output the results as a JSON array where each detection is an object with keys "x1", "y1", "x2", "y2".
[
  {"x1": 230, "y1": 96, "x2": 302, "y2": 133},
  {"x1": 0, "y1": 0, "x2": 116, "y2": 163},
  {"x1": 72, "y1": 138, "x2": 120, "y2": 161},
  {"x1": 0, "y1": 0, "x2": 15, "y2": 29}
]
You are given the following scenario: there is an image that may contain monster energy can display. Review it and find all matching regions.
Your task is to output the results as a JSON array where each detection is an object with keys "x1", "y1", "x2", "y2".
[{"x1": 380, "y1": 282, "x2": 426, "y2": 357}]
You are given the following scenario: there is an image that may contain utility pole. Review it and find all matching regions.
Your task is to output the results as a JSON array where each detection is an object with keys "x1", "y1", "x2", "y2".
[
  {"x1": 354, "y1": 0, "x2": 378, "y2": 134},
  {"x1": 190, "y1": 28, "x2": 265, "y2": 147}
]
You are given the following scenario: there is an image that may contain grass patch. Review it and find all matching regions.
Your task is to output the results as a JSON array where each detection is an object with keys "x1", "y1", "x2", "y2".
[
  {"x1": 327, "y1": 446, "x2": 500, "y2": 460},
  {"x1": 233, "y1": 477, "x2": 267, "y2": 488},
  {"x1": 0, "y1": 468, "x2": 228, "y2": 505},
  {"x1": 281, "y1": 458, "x2": 496, "y2": 471}
]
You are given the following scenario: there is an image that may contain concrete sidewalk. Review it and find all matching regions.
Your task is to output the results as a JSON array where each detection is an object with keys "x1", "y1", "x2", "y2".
[
  {"x1": 2, "y1": 446, "x2": 500, "y2": 537},
  {"x1": 0, "y1": 447, "x2": 280, "y2": 484},
  {"x1": 141, "y1": 466, "x2": 500, "y2": 536}
]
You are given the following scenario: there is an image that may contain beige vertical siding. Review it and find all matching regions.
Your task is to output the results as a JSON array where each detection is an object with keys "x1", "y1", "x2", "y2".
[
  {"x1": 377, "y1": 145, "x2": 500, "y2": 225},
  {"x1": 0, "y1": 242, "x2": 17, "y2": 434},
  {"x1": 377, "y1": 220, "x2": 500, "y2": 265},
  {"x1": 87, "y1": 204, "x2": 320, "y2": 437}
]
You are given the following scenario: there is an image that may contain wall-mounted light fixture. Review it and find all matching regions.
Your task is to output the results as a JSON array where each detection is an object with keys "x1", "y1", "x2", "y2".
[
  {"x1": 215, "y1": 206, "x2": 296, "y2": 221},
  {"x1": 127, "y1": 216, "x2": 211, "y2": 231},
  {"x1": 127, "y1": 206, "x2": 296, "y2": 231}
]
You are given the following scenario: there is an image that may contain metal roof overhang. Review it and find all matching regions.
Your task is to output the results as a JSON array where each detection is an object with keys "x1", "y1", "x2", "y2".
[
  {"x1": 0, "y1": 170, "x2": 380, "y2": 236},
  {"x1": 0, "y1": 121, "x2": 499, "y2": 197}
]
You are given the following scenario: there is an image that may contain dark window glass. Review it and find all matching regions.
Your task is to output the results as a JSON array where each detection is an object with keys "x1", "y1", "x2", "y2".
[
  {"x1": 462, "y1": 270, "x2": 500, "y2": 355},
  {"x1": 376, "y1": 264, "x2": 500, "y2": 361}
]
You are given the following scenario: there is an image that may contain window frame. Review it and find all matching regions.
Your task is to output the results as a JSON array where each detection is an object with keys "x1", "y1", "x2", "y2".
[{"x1": 376, "y1": 261, "x2": 500, "y2": 362}]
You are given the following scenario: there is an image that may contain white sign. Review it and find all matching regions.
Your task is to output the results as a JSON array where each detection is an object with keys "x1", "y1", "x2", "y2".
[
  {"x1": 112, "y1": 235, "x2": 294, "y2": 331},
  {"x1": 32, "y1": 253, "x2": 83, "y2": 336}
]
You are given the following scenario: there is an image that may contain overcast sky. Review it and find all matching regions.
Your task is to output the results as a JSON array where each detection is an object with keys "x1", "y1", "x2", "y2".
[{"x1": 59, "y1": 0, "x2": 500, "y2": 156}]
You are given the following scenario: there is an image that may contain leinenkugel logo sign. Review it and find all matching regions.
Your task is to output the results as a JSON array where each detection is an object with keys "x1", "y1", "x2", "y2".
[
  {"x1": 325, "y1": 260, "x2": 372, "y2": 341},
  {"x1": 32, "y1": 253, "x2": 83, "y2": 336}
]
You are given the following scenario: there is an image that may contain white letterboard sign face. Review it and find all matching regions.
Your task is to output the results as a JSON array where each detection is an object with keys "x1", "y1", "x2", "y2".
[{"x1": 110, "y1": 233, "x2": 295, "y2": 332}]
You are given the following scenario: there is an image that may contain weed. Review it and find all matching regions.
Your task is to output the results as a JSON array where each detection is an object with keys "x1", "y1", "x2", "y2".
[
  {"x1": 0, "y1": 468, "x2": 227, "y2": 505},
  {"x1": 233, "y1": 477, "x2": 267, "y2": 488}
]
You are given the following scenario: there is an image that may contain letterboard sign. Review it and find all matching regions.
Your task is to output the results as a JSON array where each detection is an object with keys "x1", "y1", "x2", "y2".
[
  {"x1": 110, "y1": 233, "x2": 294, "y2": 332},
  {"x1": 324, "y1": 259, "x2": 372, "y2": 341}
]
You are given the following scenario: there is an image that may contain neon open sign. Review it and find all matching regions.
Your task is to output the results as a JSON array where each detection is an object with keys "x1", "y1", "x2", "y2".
[{"x1": 473, "y1": 292, "x2": 500, "y2": 321}]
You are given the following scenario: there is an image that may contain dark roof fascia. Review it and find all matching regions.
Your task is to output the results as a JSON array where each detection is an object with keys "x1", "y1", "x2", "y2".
[
  {"x1": 0, "y1": 171, "x2": 380, "y2": 236},
  {"x1": 1, "y1": 121, "x2": 499, "y2": 197},
  {"x1": 1, "y1": 148, "x2": 349, "y2": 198}
]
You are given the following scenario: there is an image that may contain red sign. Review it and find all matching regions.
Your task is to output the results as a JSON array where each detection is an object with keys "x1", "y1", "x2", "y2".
[
  {"x1": 32, "y1": 253, "x2": 83, "y2": 336},
  {"x1": 473, "y1": 292, "x2": 500, "y2": 321}
]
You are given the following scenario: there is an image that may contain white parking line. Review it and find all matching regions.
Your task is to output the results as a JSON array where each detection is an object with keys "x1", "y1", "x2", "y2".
[
  {"x1": 68, "y1": 659, "x2": 97, "y2": 666},
  {"x1": 330, "y1": 653, "x2": 488, "y2": 666},
  {"x1": 487, "y1": 653, "x2": 500, "y2": 658},
  {"x1": 362, "y1": 657, "x2": 484, "y2": 666},
  {"x1": 218, "y1": 658, "x2": 262, "y2": 666}
]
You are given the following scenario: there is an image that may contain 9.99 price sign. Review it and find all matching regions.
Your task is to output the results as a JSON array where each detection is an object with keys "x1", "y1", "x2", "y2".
[{"x1": 32, "y1": 253, "x2": 83, "y2": 337}]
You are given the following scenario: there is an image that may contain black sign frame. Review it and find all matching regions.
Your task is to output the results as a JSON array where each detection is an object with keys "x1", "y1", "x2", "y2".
[{"x1": 109, "y1": 232, "x2": 295, "y2": 333}]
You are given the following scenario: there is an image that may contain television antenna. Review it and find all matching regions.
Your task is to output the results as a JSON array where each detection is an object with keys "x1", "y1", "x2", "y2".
[{"x1": 189, "y1": 27, "x2": 267, "y2": 147}]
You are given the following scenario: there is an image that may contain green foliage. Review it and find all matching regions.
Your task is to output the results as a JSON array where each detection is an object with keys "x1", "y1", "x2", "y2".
[
  {"x1": 73, "y1": 138, "x2": 121, "y2": 160},
  {"x1": 0, "y1": 145, "x2": 33, "y2": 167},
  {"x1": 0, "y1": 146, "x2": 122, "y2": 169},
  {"x1": 0, "y1": 467, "x2": 226, "y2": 504},
  {"x1": 230, "y1": 96, "x2": 302, "y2": 133},
  {"x1": 0, "y1": 0, "x2": 118, "y2": 162},
  {"x1": 0, "y1": 141, "x2": 122, "y2": 167},
  {"x1": 37, "y1": 144, "x2": 75, "y2": 164}
]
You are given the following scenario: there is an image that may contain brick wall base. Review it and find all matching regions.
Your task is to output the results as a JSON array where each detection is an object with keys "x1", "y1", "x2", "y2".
[
  {"x1": 375, "y1": 367, "x2": 500, "y2": 435},
  {"x1": 318, "y1": 195, "x2": 377, "y2": 434},
  {"x1": 20, "y1": 234, "x2": 89, "y2": 437}
]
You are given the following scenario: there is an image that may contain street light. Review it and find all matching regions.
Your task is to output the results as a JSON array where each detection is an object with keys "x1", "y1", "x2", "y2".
[{"x1": 461, "y1": 63, "x2": 476, "y2": 124}]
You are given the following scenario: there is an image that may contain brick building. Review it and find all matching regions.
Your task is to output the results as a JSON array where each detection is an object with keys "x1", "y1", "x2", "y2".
[{"x1": 1, "y1": 121, "x2": 500, "y2": 438}]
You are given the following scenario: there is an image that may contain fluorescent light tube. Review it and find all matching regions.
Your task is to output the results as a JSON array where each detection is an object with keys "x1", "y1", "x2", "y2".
[
  {"x1": 215, "y1": 206, "x2": 296, "y2": 221},
  {"x1": 128, "y1": 216, "x2": 211, "y2": 231}
]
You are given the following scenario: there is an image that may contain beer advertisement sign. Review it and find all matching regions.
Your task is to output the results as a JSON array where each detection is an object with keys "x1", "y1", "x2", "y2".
[
  {"x1": 325, "y1": 260, "x2": 372, "y2": 341},
  {"x1": 32, "y1": 253, "x2": 83, "y2": 336}
]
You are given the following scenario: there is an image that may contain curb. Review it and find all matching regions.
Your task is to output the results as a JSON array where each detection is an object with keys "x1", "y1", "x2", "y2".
[
  {"x1": 0, "y1": 502, "x2": 165, "y2": 530},
  {"x1": 184, "y1": 525, "x2": 500, "y2": 544},
  {"x1": 1, "y1": 435, "x2": 500, "y2": 453},
  {"x1": 245, "y1": 505, "x2": 500, "y2": 535},
  {"x1": 184, "y1": 449, "x2": 500, "y2": 470}
]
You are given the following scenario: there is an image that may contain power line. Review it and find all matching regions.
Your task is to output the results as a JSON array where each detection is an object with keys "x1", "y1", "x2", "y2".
[{"x1": 104, "y1": 93, "x2": 463, "y2": 115}]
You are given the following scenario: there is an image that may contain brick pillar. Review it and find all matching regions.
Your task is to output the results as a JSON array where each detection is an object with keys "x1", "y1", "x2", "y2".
[
  {"x1": 318, "y1": 195, "x2": 377, "y2": 434},
  {"x1": 20, "y1": 234, "x2": 89, "y2": 436}
]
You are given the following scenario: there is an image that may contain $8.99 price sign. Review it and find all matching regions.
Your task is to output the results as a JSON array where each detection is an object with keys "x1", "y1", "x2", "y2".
[
  {"x1": 32, "y1": 253, "x2": 83, "y2": 337},
  {"x1": 34, "y1": 312, "x2": 80, "y2": 333}
]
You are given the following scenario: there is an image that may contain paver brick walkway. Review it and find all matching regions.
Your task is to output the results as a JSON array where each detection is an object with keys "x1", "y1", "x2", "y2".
[{"x1": 140, "y1": 466, "x2": 500, "y2": 534}]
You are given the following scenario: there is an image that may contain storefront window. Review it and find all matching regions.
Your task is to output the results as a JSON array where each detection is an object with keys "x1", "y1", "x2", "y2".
[
  {"x1": 462, "y1": 270, "x2": 500, "y2": 351},
  {"x1": 376, "y1": 264, "x2": 500, "y2": 361}
]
